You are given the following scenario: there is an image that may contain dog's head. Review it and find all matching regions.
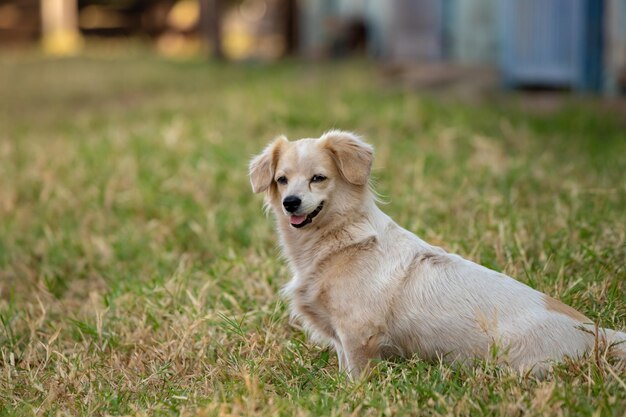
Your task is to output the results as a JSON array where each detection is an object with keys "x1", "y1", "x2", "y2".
[{"x1": 249, "y1": 130, "x2": 374, "y2": 229}]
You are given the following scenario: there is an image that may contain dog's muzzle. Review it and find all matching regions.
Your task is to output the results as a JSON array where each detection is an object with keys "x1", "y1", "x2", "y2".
[{"x1": 290, "y1": 201, "x2": 324, "y2": 228}]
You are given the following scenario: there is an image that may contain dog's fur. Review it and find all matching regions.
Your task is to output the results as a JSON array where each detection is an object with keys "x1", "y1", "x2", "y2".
[{"x1": 249, "y1": 130, "x2": 626, "y2": 378}]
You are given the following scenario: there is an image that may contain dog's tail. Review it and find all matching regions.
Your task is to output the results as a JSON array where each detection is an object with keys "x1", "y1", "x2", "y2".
[{"x1": 600, "y1": 328, "x2": 626, "y2": 361}]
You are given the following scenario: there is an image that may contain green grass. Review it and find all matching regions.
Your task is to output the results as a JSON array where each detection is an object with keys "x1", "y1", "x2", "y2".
[{"x1": 0, "y1": 47, "x2": 625, "y2": 416}]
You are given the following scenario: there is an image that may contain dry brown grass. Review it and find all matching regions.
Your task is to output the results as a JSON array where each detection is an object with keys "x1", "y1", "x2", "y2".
[{"x1": 0, "y1": 48, "x2": 624, "y2": 416}]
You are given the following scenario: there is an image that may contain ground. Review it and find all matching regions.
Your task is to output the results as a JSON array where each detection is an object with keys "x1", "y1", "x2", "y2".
[{"x1": 0, "y1": 47, "x2": 625, "y2": 416}]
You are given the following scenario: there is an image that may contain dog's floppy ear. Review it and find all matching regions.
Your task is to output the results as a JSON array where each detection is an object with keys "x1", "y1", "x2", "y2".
[
  {"x1": 322, "y1": 130, "x2": 373, "y2": 186},
  {"x1": 249, "y1": 136, "x2": 288, "y2": 193}
]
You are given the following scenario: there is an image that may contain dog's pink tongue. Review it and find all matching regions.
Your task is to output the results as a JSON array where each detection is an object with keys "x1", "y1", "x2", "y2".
[{"x1": 290, "y1": 215, "x2": 307, "y2": 225}]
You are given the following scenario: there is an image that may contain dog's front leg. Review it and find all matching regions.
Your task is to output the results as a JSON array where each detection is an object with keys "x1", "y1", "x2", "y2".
[
  {"x1": 340, "y1": 332, "x2": 382, "y2": 380},
  {"x1": 334, "y1": 341, "x2": 348, "y2": 372}
]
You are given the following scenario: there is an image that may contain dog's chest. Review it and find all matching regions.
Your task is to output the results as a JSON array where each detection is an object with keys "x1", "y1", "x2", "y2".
[
  {"x1": 290, "y1": 275, "x2": 337, "y2": 341},
  {"x1": 283, "y1": 231, "x2": 380, "y2": 343}
]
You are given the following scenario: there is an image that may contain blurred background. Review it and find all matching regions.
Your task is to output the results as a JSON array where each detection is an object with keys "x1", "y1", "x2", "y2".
[{"x1": 1, "y1": 0, "x2": 626, "y2": 94}]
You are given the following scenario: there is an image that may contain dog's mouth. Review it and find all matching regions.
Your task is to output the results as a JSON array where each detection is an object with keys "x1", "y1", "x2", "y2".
[{"x1": 289, "y1": 202, "x2": 324, "y2": 228}]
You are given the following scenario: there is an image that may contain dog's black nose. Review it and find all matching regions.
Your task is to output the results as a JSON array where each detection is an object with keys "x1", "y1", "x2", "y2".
[{"x1": 282, "y1": 195, "x2": 301, "y2": 213}]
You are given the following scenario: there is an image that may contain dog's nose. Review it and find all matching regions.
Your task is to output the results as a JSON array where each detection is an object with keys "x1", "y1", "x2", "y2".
[{"x1": 282, "y1": 195, "x2": 301, "y2": 213}]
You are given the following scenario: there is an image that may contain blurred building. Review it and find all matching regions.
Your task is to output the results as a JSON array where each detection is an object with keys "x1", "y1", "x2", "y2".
[
  {"x1": 0, "y1": 0, "x2": 176, "y2": 43},
  {"x1": 297, "y1": 0, "x2": 626, "y2": 94},
  {"x1": 0, "y1": 0, "x2": 41, "y2": 43},
  {"x1": 0, "y1": 0, "x2": 625, "y2": 93}
]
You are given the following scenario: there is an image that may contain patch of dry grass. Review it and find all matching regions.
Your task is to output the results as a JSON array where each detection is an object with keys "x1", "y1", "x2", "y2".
[{"x1": 0, "y1": 48, "x2": 625, "y2": 416}]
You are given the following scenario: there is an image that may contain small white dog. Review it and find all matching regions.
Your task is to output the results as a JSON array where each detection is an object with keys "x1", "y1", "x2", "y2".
[{"x1": 249, "y1": 130, "x2": 625, "y2": 378}]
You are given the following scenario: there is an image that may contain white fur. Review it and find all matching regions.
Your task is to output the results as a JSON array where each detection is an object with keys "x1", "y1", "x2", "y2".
[{"x1": 250, "y1": 131, "x2": 626, "y2": 379}]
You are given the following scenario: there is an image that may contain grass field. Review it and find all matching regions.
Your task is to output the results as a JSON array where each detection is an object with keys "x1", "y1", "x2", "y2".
[{"x1": 0, "y1": 48, "x2": 625, "y2": 416}]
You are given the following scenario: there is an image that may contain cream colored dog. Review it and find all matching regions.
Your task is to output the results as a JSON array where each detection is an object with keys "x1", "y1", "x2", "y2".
[{"x1": 249, "y1": 130, "x2": 626, "y2": 378}]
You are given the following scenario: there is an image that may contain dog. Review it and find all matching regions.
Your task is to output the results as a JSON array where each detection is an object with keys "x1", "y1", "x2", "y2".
[{"x1": 249, "y1": 130, "x2": 626, "y2": 378}]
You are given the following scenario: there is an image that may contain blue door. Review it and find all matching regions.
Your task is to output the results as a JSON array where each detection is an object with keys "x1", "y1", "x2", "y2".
[{"x1": 501, "y1": 0, "x2": 604, "y2": 91}]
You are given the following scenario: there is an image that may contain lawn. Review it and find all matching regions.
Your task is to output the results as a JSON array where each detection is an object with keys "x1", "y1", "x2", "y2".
[{"x1": 0, "y1": 47, "x2": 625, "y2": 416}]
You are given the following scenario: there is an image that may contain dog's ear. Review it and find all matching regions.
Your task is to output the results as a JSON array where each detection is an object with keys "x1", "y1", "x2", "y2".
[
  {"x1": 249, "y1": 136, "x2": 288, "y2": 193},
  {"x1": 322, "y1": 131, "x2": 373, "y2": 186}
]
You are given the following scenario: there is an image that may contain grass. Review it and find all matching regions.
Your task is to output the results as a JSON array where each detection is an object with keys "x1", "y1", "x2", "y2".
[{"x1": 0, "y1": 46, "x2": 625, "y2": 416}]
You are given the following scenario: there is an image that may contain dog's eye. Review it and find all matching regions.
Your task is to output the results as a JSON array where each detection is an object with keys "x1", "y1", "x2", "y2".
[
  {"x1": 276, "y1": 176, "x2": 288, "y2": 185},
  {"x1": 311, "y1": 175, "x2": 327, "y2": 183}
]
